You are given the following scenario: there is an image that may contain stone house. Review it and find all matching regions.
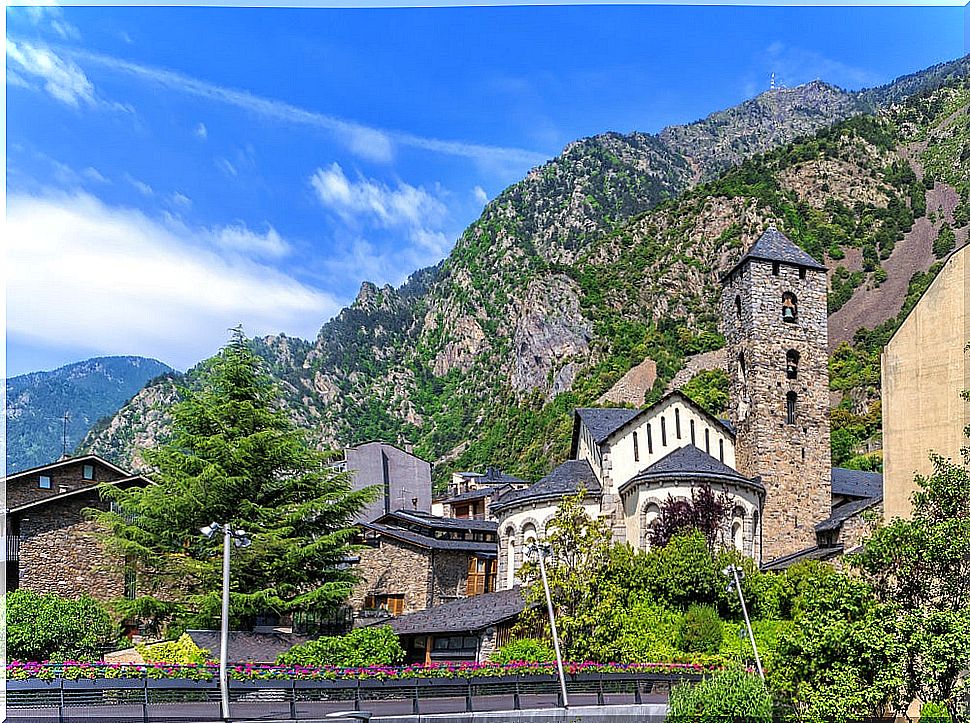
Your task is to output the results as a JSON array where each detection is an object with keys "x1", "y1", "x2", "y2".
[
  {"x1": 387, "y1": 586, "x2": 526, "y2": 663},
  {"x1": 491, "y1": 227, "x2": 883, "y2": 579},
  {"x1": 441, "y1": 468, "x2": 529, "y2": 520},
  {"x1": 349, "y1": 510, "x2": 499, "y2": 620},
  {"x1": 4, "y1": 455, "x2": 151, "y2": 602},
  {"x1": 336, "y1": 442, "x2": 433, "y2": 522}
]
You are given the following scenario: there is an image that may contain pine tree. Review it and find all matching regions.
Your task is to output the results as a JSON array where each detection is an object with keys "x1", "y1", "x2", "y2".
[{"x1": 96, "y1": 328, "x2": 375, "y2": 633}]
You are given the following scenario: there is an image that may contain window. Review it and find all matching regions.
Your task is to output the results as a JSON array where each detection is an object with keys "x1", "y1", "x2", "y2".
[
  {"x1": 799, "y1": 267, "x2": 807, "y2": 280},
  {"x1": 506, "y1": 537, "x2": 516, "y2": 588},
  {"x1": 786, "y1": 349, "x2": 800, "y2": 380},
  {"x1": 82, "y1": 464, "x2": 94, "y2": 480},
  {"x1": 675, "y1": 408, "x2": 681, "y2": 439},
  {"x1": 786, "y1": 392, "x2": 797, "y2": 425},
  {"x1": 704, "y1": 429, "x2": 710, "y2": 454},
  {"x1": 364, "y1": 594, "x2": 405, "y2": 615},
  {"x1": 39, "y1": 475, "x2": 51, "y2": 489},
  {"x1": 734, "y1": 295, "x2": 742, "y2": 319},
  {"x1": 719, "y1": 438, "x2": 725, "y2": 462},
  {"x1": 732, "y1": 519, "x2": 744, "y2": 552},
  {"x1": 633, "y1": 431, "x2": 639, "y2": 462},
  {"x1": 646, "y1": 424, "x2": 653, "y2": 454},
  {"x1": 467, "y1": 558, "x2": 489, "y2": 596},
  {"x1": 661, "y1": 417, "x2": 667, "y2": 446},
  {"x1": 782, "y1": 292, "x2": 798, "y2": 323},
  {"x1": 772, "y1": 261, "x2": 780, "y2": 275}
]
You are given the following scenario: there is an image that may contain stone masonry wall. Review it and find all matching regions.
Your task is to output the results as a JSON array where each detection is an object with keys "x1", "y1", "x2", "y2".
[
  {"x1": 431, "y1": 550, "x2": 473, "y2": 605},
  {"x1": 349, "y1": 539, "x2": 432, "y2": 615},
  {"x1": 722, "y1": 258, "x2": 832, "y2": 562},
  {"x1": 8, "y1": 459, "x2": 125, "y2": 509},
  {"x1": 17, "y1": 494, "x2": 125, "y2": 602}
]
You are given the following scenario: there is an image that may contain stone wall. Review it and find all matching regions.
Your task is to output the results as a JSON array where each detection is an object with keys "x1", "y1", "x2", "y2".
[
  {"x1": 838, "y1": 501, "x2": 881, "y2": 552},
  {"x1": 722, "y1": 257, "x2": 832, "y2": 563},
  {"x1": 7, "y1": 459, "x2": 125, "y2": 509},
  {"x1": 431, "y1": 550, "x2": 473, "y2": 605},
  {"x1": 16, "y1": 494, "x2": 125, "y2": 602},
  {"x1": 349, "y1": 539, "x2": 432, "y2": 615}
]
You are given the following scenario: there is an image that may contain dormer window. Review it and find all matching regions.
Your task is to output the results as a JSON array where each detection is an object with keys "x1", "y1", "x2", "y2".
[
  {"x1": 782, "y1": 292, "x2": 798, "y2": 323},
  {"x1": 786, "y1": 350, "x2": 800, "y2": 380}
]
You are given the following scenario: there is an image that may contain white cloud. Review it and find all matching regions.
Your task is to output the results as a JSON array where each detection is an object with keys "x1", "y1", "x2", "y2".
[
  {"x1": 473, "y1": 186, "x2": 489, "y2": 205},
  {"x1": 169, "y1": 191, "x2": 192, "y2": 209},
  {"x1": 82, "y1": 167, "x2": 109, "y2": 183},
  {"x1": 9, "y1": 6, "x2": 81, "y2": 41},
  {"x1": 124, "y1": 173, "x2": 154, "y2": 196},
  {"x1": 6, "y1": 192, "x2": 337, "y2": 369},
  {"x1": 63, "y1": 46, "x2": 548, "y2": 167},
  {"x1": 215, "y1": 223, "x2": 289, "y2": 259},
  {"x1": 6, "y1": 40, "x2": 95, "y2": 107},
  {"x1": 310, "y1": 163, "x2": 447, "y2": 230},
  {"x1": 195, "y1": 122, "x2": 208, "y2": 140},
  {"x1": 215, "y1": 157, "x2": 238, "y2": 177}
]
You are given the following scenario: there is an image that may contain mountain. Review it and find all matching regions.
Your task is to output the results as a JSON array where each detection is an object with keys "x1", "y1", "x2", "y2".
[
  {"x1": 5, "y1": 356, "x2": 173, "y2": 473},
  {"x1": 81, "y1": 55, "x2": 970, "y2": 483}
]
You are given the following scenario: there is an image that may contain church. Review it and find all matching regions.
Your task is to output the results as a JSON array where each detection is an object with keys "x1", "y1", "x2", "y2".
[{"x1": 492, "y1": 227, "x2": 883, "y2": 583}]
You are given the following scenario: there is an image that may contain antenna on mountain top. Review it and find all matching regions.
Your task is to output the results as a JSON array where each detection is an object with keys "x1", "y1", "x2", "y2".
[
  {"x1": 61, "y1": 412, "x2": 71, "y2": 458},
  {"x1": 770, "y1": 72, "x2": 776, "y2": 91}
]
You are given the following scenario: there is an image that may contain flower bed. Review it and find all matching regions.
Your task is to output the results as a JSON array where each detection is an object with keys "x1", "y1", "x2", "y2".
[{"x1": 7, "y1": 659, "x2": 720, "y2": 683}]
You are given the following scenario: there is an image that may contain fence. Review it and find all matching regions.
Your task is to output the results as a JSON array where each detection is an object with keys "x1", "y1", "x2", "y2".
[{"x1": 6, "y1": 670, "x2": 692, "y2": 721}]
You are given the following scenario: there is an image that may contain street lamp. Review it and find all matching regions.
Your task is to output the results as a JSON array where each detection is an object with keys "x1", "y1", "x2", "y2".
[
  {"x1": 722, "y1": 564, "x2": 764, "y2": 680},
  {"x1": 526, "y1": 542, "x2": 569, "y2": 709},
  {"x1": 201, "y1": 522, "x2": 251, "y2": 720}
]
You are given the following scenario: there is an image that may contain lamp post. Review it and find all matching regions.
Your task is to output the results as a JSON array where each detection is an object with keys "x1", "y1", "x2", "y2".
[
  {"x1": 722, "y1": 564, "x2": 764, "y2": 680},
  {"x1": 526, "y1": 542, "x2": 569, "y2": 709},
  {"x1": 201, "y1": 522, "x2": 251, "y2": 720}
]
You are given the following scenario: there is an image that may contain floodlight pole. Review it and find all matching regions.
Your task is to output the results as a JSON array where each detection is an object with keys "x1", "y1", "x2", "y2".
[
  {"x1": 533, "y1": 544, "x2": 569, "y2": 708},
  {"x1": 219, "y1": 525, "x2": 232, "y2": 720},
  {"x1": 726, "y1": 564, "x2": 764, "y2": 680}
]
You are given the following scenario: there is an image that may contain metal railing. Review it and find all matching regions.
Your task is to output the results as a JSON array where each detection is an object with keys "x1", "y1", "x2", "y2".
[{"x1": 6, "y1": 670, "x2": 690, "y2": 721}]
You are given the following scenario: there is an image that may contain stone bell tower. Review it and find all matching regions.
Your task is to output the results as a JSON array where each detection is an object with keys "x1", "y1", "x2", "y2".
[{"x1": 720, "y1": 227, "x2": 831, "y2": 564}]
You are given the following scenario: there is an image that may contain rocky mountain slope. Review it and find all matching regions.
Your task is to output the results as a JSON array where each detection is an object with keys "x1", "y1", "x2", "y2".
[
  {"x1": 6, "y1": 356, "x2": 172, "y2": 473},
  {"x1": 81, "y1": 56, "x2": 970, "y2": 484}
]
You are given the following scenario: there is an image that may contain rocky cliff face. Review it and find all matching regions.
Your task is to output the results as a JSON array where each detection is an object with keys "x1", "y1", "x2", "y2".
[{"x1": 81, "y1": 57, "x2": 970, "y2": 481}]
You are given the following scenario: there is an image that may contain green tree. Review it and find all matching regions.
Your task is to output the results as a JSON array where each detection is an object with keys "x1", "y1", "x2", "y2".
[
  {"x1": 932, "y1": 223, "x2": 956, "y2": 258},
  {"x1": 96, "y1": 329, "x2": 376, "y2": 632},
  {"x1": 277, "y1": 625, "x2": 404, "y2": 667},
  {"x1": 6, "y1": 591, "x2": 117, "y2": 661}
]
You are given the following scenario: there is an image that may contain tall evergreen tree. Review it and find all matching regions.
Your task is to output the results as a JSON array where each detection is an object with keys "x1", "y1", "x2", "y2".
[{"x1": 96, "y1": 328, "x2": 375, "y2": 633}]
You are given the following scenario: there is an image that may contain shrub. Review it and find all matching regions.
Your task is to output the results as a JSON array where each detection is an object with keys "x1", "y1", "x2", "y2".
[
  {"x1": 138, "y1": 634, "x2": 211, "y2": 664},
  {"x1": 921, "y1": 701, "x2": 952, "y2": 723},
  {"x1": 491, "y1": 638, "x2": 555, "y2": 664},
  {"x1": 666, "y1": 668, "x2": 772, "y2": 723},
  {"x1": 6, "y1": 590, "x2": 118, "y2": 661},
  {"x1": 676, "y1": 605, "x2": 723, "y2": 654},
  {"x1": 277, "y1": 625, "x2": 404, "y2": 667}
]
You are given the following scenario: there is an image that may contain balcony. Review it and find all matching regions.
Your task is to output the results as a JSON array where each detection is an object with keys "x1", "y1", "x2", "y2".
[{"x1": 5, "y1": 535, "x2": 20, "y2": 562}]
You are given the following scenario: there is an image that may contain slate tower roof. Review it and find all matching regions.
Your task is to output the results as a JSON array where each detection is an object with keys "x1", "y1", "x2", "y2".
[{"x1": 724, "y1": 226, "x2": 827, "y2": 280}]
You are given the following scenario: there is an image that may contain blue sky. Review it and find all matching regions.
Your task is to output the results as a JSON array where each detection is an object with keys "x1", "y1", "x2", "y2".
[{"x1": 5, "y1": 3, "x2": 965, "y2": 376}]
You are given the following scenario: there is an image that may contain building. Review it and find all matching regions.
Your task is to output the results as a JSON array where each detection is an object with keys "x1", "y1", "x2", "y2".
[
  {"x1": 338, "y1": 442, "x2": 433, "y2": 522},
  {"x1": 4, "y1": 455, "x2": 151, "y2": 601},
  {"x1": 491, "y1": 227, "x2": 882, "y2": 579},
  {"x1": 441, "y1": 468, "x2": 529, "y2": 520},
  {"x1": 387, "y1": 587, "x2": 526, "y2": 663},
  {"x1": 882, "y1": 243, "x2": 969, "y2": 519},
  {"x1": 349, "y1": 510, "x2": 499, "y2": 619}
]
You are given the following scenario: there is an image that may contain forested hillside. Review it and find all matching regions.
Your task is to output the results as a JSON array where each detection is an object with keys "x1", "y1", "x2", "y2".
[{"x1": 81, "y1": 57, "x2": 970, "y2": 485}]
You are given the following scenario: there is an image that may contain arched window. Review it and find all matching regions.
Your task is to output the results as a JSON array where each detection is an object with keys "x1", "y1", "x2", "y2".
[
  {"x1": 506, "y1": 535, "x2": 516, "y2": 588},
  {"x1": 643, "y1": 503, "x2": 661, "y2": 551},
  {"x1": 786, "y1": 392, "x2": 797, "y2": 425},
  {"x1": 732, "y1": 518, "x2": 744, "y2": 552},
  {"x1": 646, "y1": 424, "x2": 653, "y2": 454},
  {"x1": 690, "y1": 419, "x2": 696, "y2": 445},
  {"x1": 718, "y1": 438, "x2": 724, "y2": 462},
  {"x1": 782, "y1": 292, "x2": 798, "y2": 323},
  {"x1": 675, "y1": 408, "x2": 682, "y2": 439},
  {"x1": 735, "y1": 295, "x2": 742, "y2": 319},
  {"x1": 661, "y1": 417, "x2": 667, "y2": 446},
  {"x1": 704, "y1": 428, "x2": 710, "y2": 454},
  {"x1": 633, "y1": 431, "x2": 640, "y2": 462},
  {"x1": 786, "y1": 349, "x2": 800, "y2": 380}
]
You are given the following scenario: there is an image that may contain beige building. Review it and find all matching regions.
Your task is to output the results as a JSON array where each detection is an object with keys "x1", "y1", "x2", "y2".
[{"x1": 882, "y1": 244, "x2": 970, "y2": 520}]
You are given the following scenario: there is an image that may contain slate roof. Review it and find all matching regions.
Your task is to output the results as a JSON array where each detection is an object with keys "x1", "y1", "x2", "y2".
[
  {"x1": 479, "y1": 468, "x2": 530, "y2": 486},
  {"x1": 388, "y1": 587, "x2": 526, "y2": 636},
  {"x1": 445, "y1": 486, "x2": 501, "y2": 504},
  {"x1": 490, "y1": 460, "x2": 601, "y2": 512},
  {"x1": 815, "y1": 496, "x2": 882, "y2": 533},
  {"x1": 185, "y1": 630, "x2": 307, "y2": 664},
  {"x1": 382, "y1": 509, "x2": 498, "y2": 532},
  {"x1": 831, "y1": 468, "x2": 883, "y2": 500},
  {"x1": 724, "y1": 227, "x2": 827, "y2": 279},
  {"x1": 575, "y1": 407, "x2": 641, "y2": 444},
  {"x1": 360, "y1": 521, "x2": 498, "y2": 554},
  {"x1": 619, "y1": 444, "x2": 764, "y2": 495},
  {"x1": 761, "y1": 544, "x2": 844, "y2": 572}
]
